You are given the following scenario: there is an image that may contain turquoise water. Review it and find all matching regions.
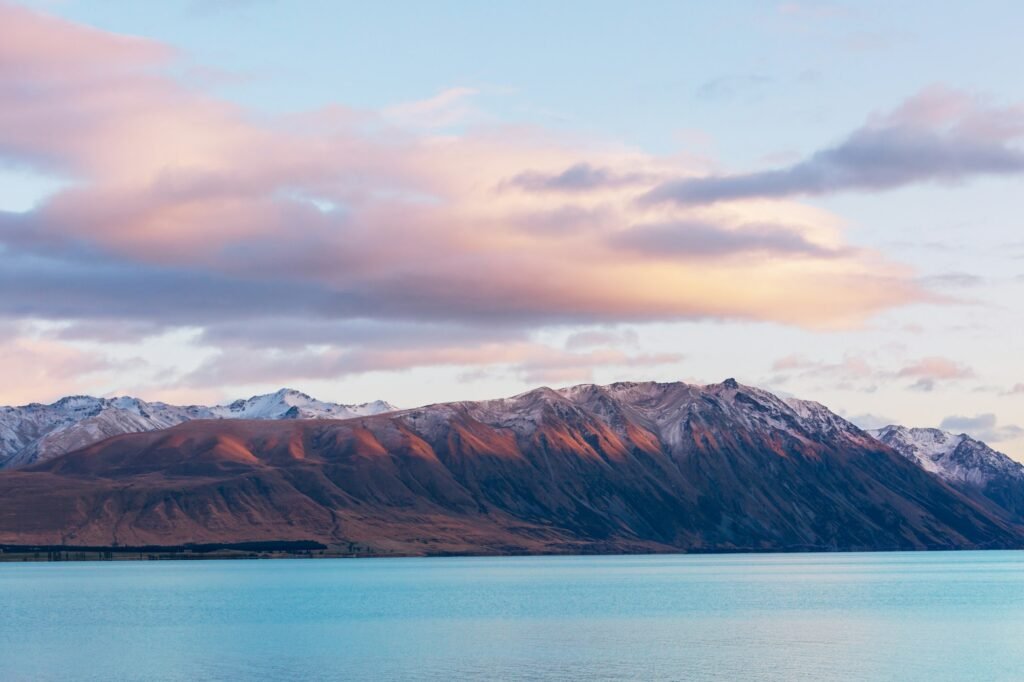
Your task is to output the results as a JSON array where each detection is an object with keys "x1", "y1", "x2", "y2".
[{"x1": 2, "y1": 552, "x2": 1024, "y2": 681}]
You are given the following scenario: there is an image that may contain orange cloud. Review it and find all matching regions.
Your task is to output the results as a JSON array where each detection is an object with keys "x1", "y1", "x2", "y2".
[{"x1": 0, "y1": 1, "x2": 925, "y2": 371}]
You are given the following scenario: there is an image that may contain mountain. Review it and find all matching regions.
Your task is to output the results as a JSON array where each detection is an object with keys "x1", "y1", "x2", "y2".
[
  {"x1": 208, "y1": 389, "x2": 395, "y2": 421},
  {"x1": 869, "y1": 425, "x2": 1024, "y2": 521},
  {"x1": 0, "y1": 379, "x2": 1018, "y2": 555},
  {"x1": 0, "y1": 389, "x2": 396, "y2": 470}
]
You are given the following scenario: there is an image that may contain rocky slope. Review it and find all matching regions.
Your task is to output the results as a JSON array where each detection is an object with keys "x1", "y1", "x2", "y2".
[
  {"x1": 0, "y1": 379, "x2": 1018, "y2": 555},
  {"x1": 869, "y1": 425, "x2": 1024, "y2": 521},
  {"x1": 0, "y1": 389, "x2": 396, "y2": 470}
]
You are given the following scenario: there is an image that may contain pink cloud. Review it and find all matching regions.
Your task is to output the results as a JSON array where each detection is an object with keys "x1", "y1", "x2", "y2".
[
  {"x1": 896, "y1": 356, "x2": 974, "y2": 380},
  {"x1": 771, "y1": 353, "x2": 974, "y2": 393},
  {"x1": 0, "y1": 3, "x2": 936, "y2": 399},
  {"x1": 0, "y1": 335, "x2": 117, "y2": 405},
  {"x1": 643, "y1": 86, "x2": 1024, "y2": 206},
  {"x1": 179, "y1": 341, "x2": 684, "y2": 389}
]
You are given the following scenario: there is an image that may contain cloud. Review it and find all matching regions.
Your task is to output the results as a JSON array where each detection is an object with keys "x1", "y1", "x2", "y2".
[
  {"x1": 905, "y1": 378, "x2": 938, "y2": 392},
  {"x1": 516, "y1": 348, "x2": 683, "y2": 384},
  {"x1": 382, "y1": 87, "x2": 482, "y2": 130},
  {"x1": 1004, "y1": 383, "x2": 1024, "y2": 396},
  {"x1": 180, "y1": 340, "x2": 684, "y2": 388},
  {"x1": 609, "y1": 220, "x2": 845, "y2": 258},
  {"x1": 0, "y1": 4, "x2": 929, "y2": 398},
  {"x1": 51, "y1": 320, "x2": 173, "y2": 343},
  {"x1": 917, "y1": 272, "x2": 985, "y2": 288},
  {"x1": 897, "y1": 356, "x2": 974, "y2": 392},
  {"x1": 847, "y1": 413, "x2": 898, "y2": 431},
  {"x1": 939, "y1": 414, "x2": 1024, "y2": 444},
  {"x1": 770, "y1": 353, "x2": 974, "y2": 393},
  {"x1": 195, "y1": 318, "x2": 530, "y2": 351},
  {"x1": 564, "y1": 328, "x2": 639, "y2": 350},
  {"x1": 642, "y1": 87, "x2": 1024, "y2": 205},
  {"x1": 506, "y1": 163, "x2": 652, "y2": 192},
  {"x1": 770, "y1": 353, "x2": 879, "y2": 390},
  {"x1": 0, "y1": 2, "x2": 920, "y2": 333},
  {"x1": 0, "y1": 333, "x2": 118, "y2": 405}
]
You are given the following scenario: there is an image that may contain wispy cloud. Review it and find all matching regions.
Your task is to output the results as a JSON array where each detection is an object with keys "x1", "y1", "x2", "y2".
[
  {"x1": 0, "y1": 332, "x2": 120, "y2": 405},
  {"x1": 917, "y1": 272, "x2": 985, "y2": 288},
  {"x1": 180, "y1": 339, "x2": 684, "y2": 388},
  {"x1": 939, "y1": 413, "x2": 1024, "y2": 443},
  {"x1": 564, "y1": 328, "x2": 639, "y2": 350},
  {"x1": 897, "y1": 356, "x2": 975, "y2": 392},
  {"x1": 846, "y1": 412, "x2": 899, "y2": 431},
  {"x1": 643, "y1": 87, "x2": 1024, "y2": 205},
  {"x1": 382, "y1": 87, "x2": 483, "y2": 130},
  {"x1": 771, "y1": 353, "x2": 975, "y2": 393},
  {"x1": 506, "y1": 163, "x2": 653, "y2": 192},
  {"x1": 609, "y1": 220, "x2": 846, "y2": 259}
]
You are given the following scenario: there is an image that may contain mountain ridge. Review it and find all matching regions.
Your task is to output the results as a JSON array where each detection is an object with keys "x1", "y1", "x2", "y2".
[
  {"x1": 0, "y1": 389, "x2": 397, "y2": 469},
  {"x1": 1, "y1": 378, "x2": 1020, "y2": 555}
]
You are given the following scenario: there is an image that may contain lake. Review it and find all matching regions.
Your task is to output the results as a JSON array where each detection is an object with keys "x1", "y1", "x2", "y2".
[{"x1": 2, "y1": 551, "x2": 1023, "y2": 680}]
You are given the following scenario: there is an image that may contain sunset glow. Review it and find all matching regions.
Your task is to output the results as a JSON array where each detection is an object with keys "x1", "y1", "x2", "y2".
[{"x1": 2, "y1": 1, "x2": 1022, "y2": 457}]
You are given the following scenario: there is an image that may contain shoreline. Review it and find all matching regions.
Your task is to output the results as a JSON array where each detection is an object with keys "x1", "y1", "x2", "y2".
[
  {"x1": 3, "y1": 540, "x2": 1020, "y2": 563},
  {"x1": 0, "y1": 540, "x2": 328, "y2": 562}
]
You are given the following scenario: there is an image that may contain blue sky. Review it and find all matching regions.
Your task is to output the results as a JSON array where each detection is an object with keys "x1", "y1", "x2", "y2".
[
  {"x1": 3, "y1": 1, "x2": 1024, "y2": 455},
  {"x1": 34, "y1": 1, "x2": 1023, "y2": 156}
]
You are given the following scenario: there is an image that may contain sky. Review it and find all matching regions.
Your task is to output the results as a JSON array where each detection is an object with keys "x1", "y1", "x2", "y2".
[{"x1": 2, "y1": 1, "x2": 1023, "y2": 456}]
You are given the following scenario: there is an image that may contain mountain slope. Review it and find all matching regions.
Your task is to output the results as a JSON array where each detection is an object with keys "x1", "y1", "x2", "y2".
[
  {"x1": 0, "y1": 380, "x2": 1018, "y2": 555},
  {"x1": 870, "y1": 425, "x2": 1024, "y2": 521},
  {"x1": 0, "y1": 389, "x2": 396, "y2": 470}
]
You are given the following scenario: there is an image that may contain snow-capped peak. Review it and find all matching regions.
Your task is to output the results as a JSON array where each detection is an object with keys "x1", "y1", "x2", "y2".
[
  {"x1": 346, "y1": 399, "x2": 400, "y2": 416},
  {"x1": 430, "y1": 378, "x2": 873, "y2": 453},
  {"x1": 869, "y1": 424, "x2": 1024, "y2": 486},
  {"x1": 0, "y1": 388, "x2": 397, "y2": 469},
  {"x1": 209, "y1": 389, "x2": 398, "y2": 420}
]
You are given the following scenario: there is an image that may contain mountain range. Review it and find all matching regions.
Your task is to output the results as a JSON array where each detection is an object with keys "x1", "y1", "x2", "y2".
[
  {"x1": 0, "y1": 389, "x2": 397, "y2": 470},
  {"x1": 1, "y1": 379, "x2": 1022, "y2": 556}
]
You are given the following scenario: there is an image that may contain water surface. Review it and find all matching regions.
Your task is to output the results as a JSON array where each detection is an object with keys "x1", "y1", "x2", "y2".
[{"x1": 2, "y1": 551, "x2": 1023, "y2": 680}]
